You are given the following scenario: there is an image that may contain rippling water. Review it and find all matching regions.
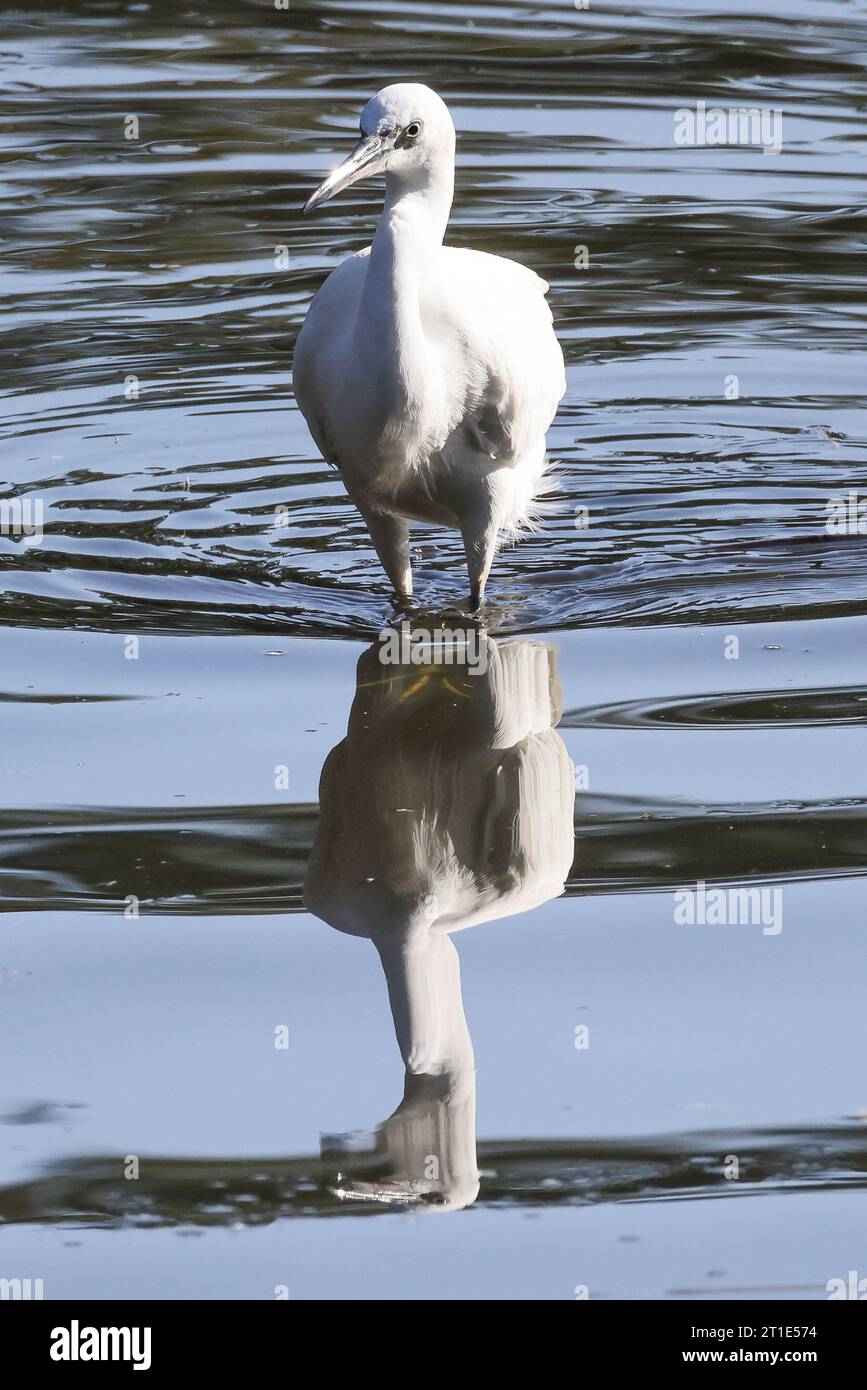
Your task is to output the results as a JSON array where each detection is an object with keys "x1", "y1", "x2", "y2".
[
  {"x1": 3, "y1": 0, "x2": 866, "y2": 634},
  {"x1": 2, "y1": 0, "x2": 866, "y2": 1302}
]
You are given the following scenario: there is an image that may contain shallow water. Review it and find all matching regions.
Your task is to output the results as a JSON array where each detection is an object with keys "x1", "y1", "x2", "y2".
[{"x1": 1, "y1": 0, "x2": 866, "y2": 1299}]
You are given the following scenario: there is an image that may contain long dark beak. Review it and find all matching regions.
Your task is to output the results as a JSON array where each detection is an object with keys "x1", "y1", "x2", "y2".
[{"x1": 303, "y1": 134, "x2": 390, "y2": 214}]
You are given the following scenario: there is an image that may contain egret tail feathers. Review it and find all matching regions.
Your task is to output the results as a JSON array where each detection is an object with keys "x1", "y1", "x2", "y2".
[{"x1": 498, "y1": 449, "x2": 560, "y2": 543}]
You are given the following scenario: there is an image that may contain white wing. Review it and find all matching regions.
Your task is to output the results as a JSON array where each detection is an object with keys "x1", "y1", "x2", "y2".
[
  {"x1": 435, "y1": 246, "x2": 566, "y2": 465},
  {"x1": 293, "y1": 249, "x2": 371, "y2": 466},
  {"x1": 293, "y1": 242, "x2": 565, "y2": 531}
]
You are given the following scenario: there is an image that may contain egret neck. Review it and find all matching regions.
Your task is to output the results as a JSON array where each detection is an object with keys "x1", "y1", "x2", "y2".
[{"x1": 357, "y1": 160, "x2": 454, "y2": 429}]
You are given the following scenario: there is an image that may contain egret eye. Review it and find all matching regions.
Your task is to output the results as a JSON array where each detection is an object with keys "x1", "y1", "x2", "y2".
[{"x1": 405, "y1": 121, "x2": 422, "y2": 139}]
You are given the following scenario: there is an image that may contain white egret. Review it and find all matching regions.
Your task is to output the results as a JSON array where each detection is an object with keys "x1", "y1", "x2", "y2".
[{"x1": 294, "y1": 83, "x2": 565, "y2": 609}]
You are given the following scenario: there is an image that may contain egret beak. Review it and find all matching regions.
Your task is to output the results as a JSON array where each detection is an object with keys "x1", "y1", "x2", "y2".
[{"x1": 303, "y1": 133, "x2": 391, "y2": 214}]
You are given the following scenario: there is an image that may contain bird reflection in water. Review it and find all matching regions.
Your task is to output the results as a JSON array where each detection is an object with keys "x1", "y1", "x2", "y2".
[{"x1": 304, "y1": 628, "x2": 575, "y2": 1211}]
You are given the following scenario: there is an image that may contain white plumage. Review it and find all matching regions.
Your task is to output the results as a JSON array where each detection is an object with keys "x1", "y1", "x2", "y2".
[{"x1": 294, "y1": 83, "x2": 565, "y2": 608}]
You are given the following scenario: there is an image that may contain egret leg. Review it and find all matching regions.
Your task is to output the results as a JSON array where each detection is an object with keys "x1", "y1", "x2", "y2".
[
  {"x1": 461, "y1": 516, "x2": 498, "y2": 613},
  {"x1": 361, "y1": 507, "x2": 413, "y2": 600}
]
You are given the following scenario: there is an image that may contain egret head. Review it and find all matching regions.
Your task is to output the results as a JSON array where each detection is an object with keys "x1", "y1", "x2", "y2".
[{"x1": 304, "y1": 84, "x2": 455, "y2": 214}]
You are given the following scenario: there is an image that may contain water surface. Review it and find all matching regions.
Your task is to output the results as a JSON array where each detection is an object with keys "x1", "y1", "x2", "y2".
[{"x1": 1, "y1": 0, "x2": 866, "y2": 1300}]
